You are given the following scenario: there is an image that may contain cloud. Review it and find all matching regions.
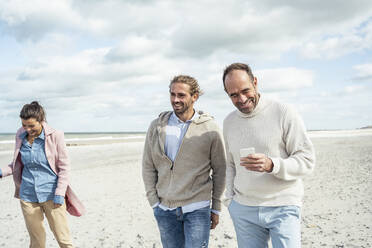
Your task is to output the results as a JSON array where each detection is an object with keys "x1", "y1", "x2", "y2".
[
  {"x1": 300, "y1": 26, "x2": 372, "y2": 59},
  {"x1": 167, "y1": 0, "x2": 372, "y2": 59},
  {"x1": 14, "y1": 47, "x2": 177, "y2": 89},
  {"x1": 104, "y1": 36, "x2": 170, "y2": 62},
  {"x1": 353, "y1": 63, "x2": 372, "y2": 81},
  {"x1": 255, "y1": 68, "x2": 314, "y2": 91},
  {"x1": 2, "y1": 0, "x2": 372, "y2": 59},
  {"x1": 343, "y1": 84, "x2": 367, "y2": 93},
  {"x1": 0, "y1": 0, "x2": 105, "y2": 41},
  {"x1": 0, "y1": 44, "x2": 182, "y2": 127},
  {"x1": 0, "y1": 0, "x2": 371, "y2": 131}
]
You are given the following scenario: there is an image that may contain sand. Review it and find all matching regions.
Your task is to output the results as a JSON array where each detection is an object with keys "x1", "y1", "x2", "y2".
[{"x1": 0, "y1": 130, "x2": 371, "y2": 247}]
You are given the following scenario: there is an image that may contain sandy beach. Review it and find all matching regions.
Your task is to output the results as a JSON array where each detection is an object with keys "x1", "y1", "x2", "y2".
[{"x1": 0, "y1": 129, "x2": 371, "y2": 247}]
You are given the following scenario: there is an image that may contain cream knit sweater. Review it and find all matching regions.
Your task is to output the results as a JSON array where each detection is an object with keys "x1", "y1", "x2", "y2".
[{"x1": 223, "y1": 95, "x2": 315, "y2": 207}]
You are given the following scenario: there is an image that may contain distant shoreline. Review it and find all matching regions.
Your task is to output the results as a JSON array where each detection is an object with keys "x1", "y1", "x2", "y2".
[
  {"x1": 359, "y1": 126, "x2": 372, "y2": 129},
  {"x1": 0, "y1": 131, "x2": 147, "y2": 135},
  {"x1": 1, "y1": 128, "x2": 371, "y2": 136}
]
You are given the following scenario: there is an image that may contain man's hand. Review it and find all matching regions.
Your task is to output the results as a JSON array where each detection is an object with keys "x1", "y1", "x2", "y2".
[
  {"x1": 240, "y1": 153, "x2": 273, "y2": 172},
  {"x1": 210, "y1": 212, "x2": 219, "y2": 229}
]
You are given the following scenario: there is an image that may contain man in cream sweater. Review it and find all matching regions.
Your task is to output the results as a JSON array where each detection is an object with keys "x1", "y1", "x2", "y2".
[
  {"x1": 222, "y1": 63, "x2": 315, "y2": 248},
  {"x1": 142, "y1": 75, "x2": 226, "y2": 248}
]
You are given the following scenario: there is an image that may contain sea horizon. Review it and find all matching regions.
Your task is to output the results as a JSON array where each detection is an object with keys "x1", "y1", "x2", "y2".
[
  {"x1": 0, "y1": 131, "x2": 147, "y2": 135},
  {"x1": 1, "y1": 128, "x2": 372, "y2": 145},
  {"x1": 1, "y1": 127, "x2": 371, "y2": 136},
  {"x1": 0, "y1": 132, "x2": 147, "y2": 149}
]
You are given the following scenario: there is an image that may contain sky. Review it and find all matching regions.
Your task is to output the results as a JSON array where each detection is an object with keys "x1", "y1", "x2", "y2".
[{"x1": 0, "y1": 0, "x2": 371, "y2": 132}]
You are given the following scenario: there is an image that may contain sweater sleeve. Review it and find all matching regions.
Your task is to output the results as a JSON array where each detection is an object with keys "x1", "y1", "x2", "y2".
[
  {"x1": 269, "y1": 106, "x2": 315, "y2": 181},
  {"x1": 222, "y1": 123, "x2": 236, "y2": 207},
  {"x1": 142, "y1": 121, "x2": 160, "y2": 207},
  {"x1": 209, "y1": 127, "x2": 226, "y2": 211}
]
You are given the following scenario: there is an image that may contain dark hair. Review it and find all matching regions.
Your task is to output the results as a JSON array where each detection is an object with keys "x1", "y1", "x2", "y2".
[
  {"x1": 20, "y1": 101, "x2": 46, "y2": 122},
  {"x1": 169, "y1": 75, "x2": 204, "y2": 96},
  {"x1": 222, "y1": 63, "x2": 254, "y2": 91}
]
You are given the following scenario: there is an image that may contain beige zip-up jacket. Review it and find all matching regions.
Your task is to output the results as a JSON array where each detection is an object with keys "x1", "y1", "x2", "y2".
[{"x1": 142, "y1": 111, "x2": 226, "y2": 211}]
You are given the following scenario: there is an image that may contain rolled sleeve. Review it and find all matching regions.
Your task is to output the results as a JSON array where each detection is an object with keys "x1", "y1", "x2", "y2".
[{"x1": 53, "y1": 195, "x2": 65, "y2": 205}]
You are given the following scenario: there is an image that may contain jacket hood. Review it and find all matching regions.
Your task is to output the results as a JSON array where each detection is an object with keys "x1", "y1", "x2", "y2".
[{"x1": 157, "y1": 110, "x2": 214, "y2": 126}]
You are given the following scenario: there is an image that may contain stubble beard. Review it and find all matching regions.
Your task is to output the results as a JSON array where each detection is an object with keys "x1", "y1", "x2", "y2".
[
  {"x1": 172, "y1": 102, "x2": 187, "y2": 115},
  {"x1": 237, "y1": 96, "x2": 257, "y2": 114}
]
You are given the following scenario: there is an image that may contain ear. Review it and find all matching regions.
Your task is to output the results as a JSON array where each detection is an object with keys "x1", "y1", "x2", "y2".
[
  {"x1": 192, "y1": 93, "x2": 199, "y2": 102},
  {"x1": 252, "y1": 77, "x2": 258, "y2": 88}
]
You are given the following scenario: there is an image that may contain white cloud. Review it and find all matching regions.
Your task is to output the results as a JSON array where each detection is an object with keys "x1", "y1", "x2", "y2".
[
  {"x1": 0, "y1": 0, "x2": 105, "y2": 41},
  {"x1": 2, "y1": 0, "x2": 372, "y2": 59},
  {"x1": 343, "y1": 84, "x2": 366, "y2": 93},
  {"x1": 0, "y1": 0, "x2": 371, "y2": 131},
  {"x1": 300, "y1": 30, "x2": 372, "y2": 59},
  {"x1": 105, "y1": 36, "x2": 170, "y2": 62},
  {"x1": 255, "y1": 68, "x2": 314, "y2": 91},
  {"x1": 353, "y1": 63, "x2": 372, "y2": 81}
]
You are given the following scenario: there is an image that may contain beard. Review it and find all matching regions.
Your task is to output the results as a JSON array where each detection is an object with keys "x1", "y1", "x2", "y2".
[
  {"x1": 172, "y1": 101, "x2": 191, "y2": 115},
  {"x1": 236, "y1": 96, "x2": 258, "y2": 114}
]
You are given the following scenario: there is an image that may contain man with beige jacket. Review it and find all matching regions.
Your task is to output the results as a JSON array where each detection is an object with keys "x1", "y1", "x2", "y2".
[{"x1": 142, "y1": 75, "x2": 226, "y2": 248}]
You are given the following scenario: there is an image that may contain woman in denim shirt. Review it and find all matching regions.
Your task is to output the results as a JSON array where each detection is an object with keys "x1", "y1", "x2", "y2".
[{"x1": 0, "y1": 101, "x2": 84, "y2": 248}]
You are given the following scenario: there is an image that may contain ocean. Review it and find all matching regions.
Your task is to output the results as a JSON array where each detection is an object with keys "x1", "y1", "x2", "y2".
[
  {"x1": 2, "y1": 128, "x2": 372, "y2": 154},
  {"x1": 0, "y1": 132, "x2": 146, "y2": 153}
]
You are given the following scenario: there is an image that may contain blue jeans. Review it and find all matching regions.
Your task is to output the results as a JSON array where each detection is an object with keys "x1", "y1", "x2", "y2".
[
  {"x1": 228, "y1": 200, "x2": 301, "y2": 248},
  {"x1": 153, "y1": 206, "x2": 211, "y2": 248}
]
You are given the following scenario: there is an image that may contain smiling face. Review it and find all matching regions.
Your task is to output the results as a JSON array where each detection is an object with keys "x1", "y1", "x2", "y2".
[
  {"x1": 21, "y1": 118, "x2": 43, "y2": 138},
  {"x1": 224, "y1": 69, "x2": 259, "y2": 114},
  {"x1": 170, "y1": 82, "x2": 198, "y2": 119}
]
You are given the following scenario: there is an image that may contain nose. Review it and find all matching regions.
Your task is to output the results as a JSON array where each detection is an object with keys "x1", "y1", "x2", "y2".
[{"x1": 237, "y1": 94, "x2": 247, "y2": 103}]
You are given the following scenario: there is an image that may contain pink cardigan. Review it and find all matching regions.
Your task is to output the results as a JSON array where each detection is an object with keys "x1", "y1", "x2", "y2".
[{"x1": 1, "y1": 122, "x2": 85, "y2": 217}]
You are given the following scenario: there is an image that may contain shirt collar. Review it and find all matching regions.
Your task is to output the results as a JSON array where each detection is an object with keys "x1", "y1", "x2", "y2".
[
  {"x1": 170, "y1": 111, "x2": 196, "y2": 124},
  {"x1": 20, "y1": 129, "x2": 45, "y2": 141},
  {"x1": 38, "y1": 129, "x2": 45, "y2": 140},
  {"x1": 19, "y1": 131, "x2": 27, "y2": 140}
]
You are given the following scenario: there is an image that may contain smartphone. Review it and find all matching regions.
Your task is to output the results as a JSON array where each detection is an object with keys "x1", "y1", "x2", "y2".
[{"x1": 239, "y1": 147, "x2": 255, "y2": 157}]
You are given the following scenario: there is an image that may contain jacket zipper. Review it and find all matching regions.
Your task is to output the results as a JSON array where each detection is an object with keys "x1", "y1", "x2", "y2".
[
  {"x1": 164, "y1": 156, "x2": 174, "y2": 206},
  {"x1": 161, "y1": 113, "x2": 196, "y2": 207},
  {"x1": 164, "y1": 123, "x2": 192, "y2": 207},
  {"x1": 171, "y1": 122, "x2": 192, "y2": 171}
]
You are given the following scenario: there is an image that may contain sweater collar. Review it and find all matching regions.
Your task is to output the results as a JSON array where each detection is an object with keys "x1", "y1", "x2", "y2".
[{"x1": 236, "y1": 94, "x2": 267, "y2": 118}]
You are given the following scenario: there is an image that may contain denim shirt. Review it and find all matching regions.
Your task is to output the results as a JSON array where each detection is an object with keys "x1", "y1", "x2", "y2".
[{"x1": 19, "y1": 130, "x2": 64, "y2": 204}]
